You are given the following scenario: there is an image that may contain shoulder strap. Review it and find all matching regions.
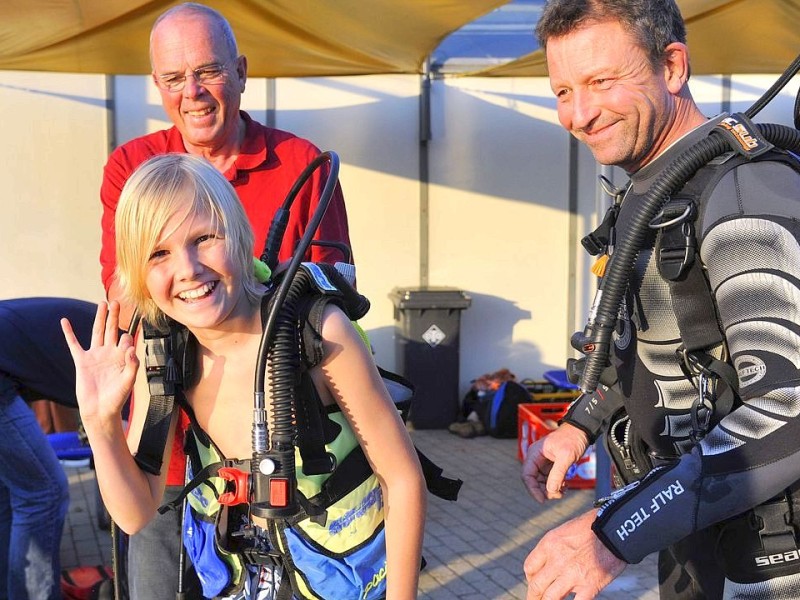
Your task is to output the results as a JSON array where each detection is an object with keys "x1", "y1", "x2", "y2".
[
  {"x1": 655, "y1": 149, "x2": 800, "y2": 413},
  {"x1": 134, "y1": 318, "x2": 197, "y2": 475},
  {"x1": 657, "y1": 149, "x2": 800, "y2": 353},
  {"x1": 134, "y1": 320, "x2": 180, "y2": 475},
  {"x1": 655, "y1": 154, "x2": 734, "y2": 353},
  {"x1": 289, "y1": 274, "x2": 463, "y2": 501}
]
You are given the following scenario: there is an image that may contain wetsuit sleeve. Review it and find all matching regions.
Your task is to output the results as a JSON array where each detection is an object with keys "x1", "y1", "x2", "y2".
[
  {"x1": 562, "y1": 384, "x2": 624, "y2": 444},
  {"x1": 592, "y1": 159, "x2": 800, "y2": 563}
]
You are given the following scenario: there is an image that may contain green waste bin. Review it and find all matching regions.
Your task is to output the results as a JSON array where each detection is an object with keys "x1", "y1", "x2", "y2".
[{"x1": 389, "y1": 287, "x2": 471, "y2": 429}]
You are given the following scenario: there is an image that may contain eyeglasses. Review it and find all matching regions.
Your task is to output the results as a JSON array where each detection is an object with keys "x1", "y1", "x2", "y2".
[{"x1": 154, "y1": 62, "x2": 233, "y2": 92}]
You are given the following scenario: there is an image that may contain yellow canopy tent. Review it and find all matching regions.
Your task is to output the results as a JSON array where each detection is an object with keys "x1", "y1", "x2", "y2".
[
  {"x1": 473, "y1": 0, "x2": 800, "y2": 76},
  {"x1": 0, "y1": 0, "x2": 506, "y2": 76}
]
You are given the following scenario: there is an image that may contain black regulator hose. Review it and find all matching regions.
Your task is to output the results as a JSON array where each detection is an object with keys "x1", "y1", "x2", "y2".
[
  {"x1": 579, "y1": 124, "x2": 800, "y2": 394},
  {"x1": 249, "y1": 150, "x2": 340, "y2": 518},
  {"x1": 250, "y1": 269, "x2": 320, "y2": 518},
  {"x1": 261, "y1": 152, "x2": 341, "y2": 271},
  {"x1": 744, "y1": 55, "x2": 800, "y2": 120},
  {"x1": 255, "y1": 151, "x2": 340, "y2": 401},
  {"x1": 263, "y1": 273, "x2": 306, "y2": 451}
]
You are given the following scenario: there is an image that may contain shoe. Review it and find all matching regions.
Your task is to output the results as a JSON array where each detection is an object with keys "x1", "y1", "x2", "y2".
[{"x1": 448, "y1": 420, "x2": 486, "y2": 438}]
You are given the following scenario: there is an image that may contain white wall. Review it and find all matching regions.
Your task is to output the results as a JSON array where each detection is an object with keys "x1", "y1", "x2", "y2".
[
  {"x1": 1, "y1": 69, "x2": 797, "y2": 398},
  {"x1": 271, "y1": 75, "x2": 422, "y2": 370},
  {"x1": 0, "y1": 72, "x2": 109, "y2": 301},
  {"x1": 430, "y1": 77, "x2": 575, "y2": 382}
]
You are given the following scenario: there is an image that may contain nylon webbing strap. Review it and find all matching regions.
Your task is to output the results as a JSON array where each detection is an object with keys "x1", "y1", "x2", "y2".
[
  {"x1": 134, "y1": 393, "x2": 175, "y2": 475},
  {"x1": 668, "y1": 149, "x2": 800, "y2": 355},
  {"x1": 276, "y1": 577, "x2": 293, "y2": 600},
  {"x1": 301, "y1": 443, "x2": 463, "y2": 514},
  {"x1": 667, "y1": 262, "x2": 724, "y2": 352},
  {"x1": 417, "y1": 449, "x2": 463, "y2": 501},
  {"x1": 304, "y1": 445, "x2": 372, "y2": 516},
  {"x1": 157, "y1": 460, "x2": 225, "y2": 514},
  {"x1": 134, "y1": 319, "x2": 182, "y2": 476},
  {"x1": 294, "y1": 373, "x2": 336, "y2": 476}
]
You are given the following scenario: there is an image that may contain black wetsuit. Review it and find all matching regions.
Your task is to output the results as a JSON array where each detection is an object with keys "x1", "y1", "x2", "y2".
[{"x1": 567, "y1": 116, "x2": 800, "y2": 599}]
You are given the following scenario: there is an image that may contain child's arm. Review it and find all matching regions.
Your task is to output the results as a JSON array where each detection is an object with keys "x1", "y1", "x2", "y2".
[
  {"x1": 317, "y1": 306, "x2": 427, "y2": 600},
  {"x1": 62, "y1": 301, "x2": 174, "y2": 533}
]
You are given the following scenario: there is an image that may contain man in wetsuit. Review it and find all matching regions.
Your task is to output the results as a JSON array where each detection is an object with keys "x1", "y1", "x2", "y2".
[{"x1": 521, "y1": 1, "x2": 800, "y2": 598}]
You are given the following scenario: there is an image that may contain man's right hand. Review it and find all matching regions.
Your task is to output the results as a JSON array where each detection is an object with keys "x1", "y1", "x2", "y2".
[{"x1": 521, "y1": 422, "x2": 589, "y2": 503}]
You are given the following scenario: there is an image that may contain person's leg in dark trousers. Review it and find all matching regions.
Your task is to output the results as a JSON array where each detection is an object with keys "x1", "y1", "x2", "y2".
[
  {"x1": 0, "y1": 391, "x2": 69, "y2": 600},
  {"x1": 658, "y1": 526, "x2": 725, "y2": 599},
  {"x1": 127, "y1": 484, "x2": 202, "y2": 599}
]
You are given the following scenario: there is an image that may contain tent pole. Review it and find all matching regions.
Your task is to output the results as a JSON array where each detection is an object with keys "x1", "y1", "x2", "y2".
[
  {"x1": 418, "y1": 58, "x2": 432, "y2": 287},
  {"x1": 566, "y1": 136, "x2": 579, "y2": 358},
  {"x1": 104, "y1": 75, "x2": 116, "y2": 157},
  {"x1": 265, "y1": 78, "x2": 276, "y2": 128},
  {"x1": 721, "y1": 74, "x2": 732, "y2": 114}
]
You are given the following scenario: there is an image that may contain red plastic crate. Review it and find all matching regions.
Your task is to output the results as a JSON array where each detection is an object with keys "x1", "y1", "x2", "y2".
[
  {"x1": 517, "y1": 403, "x2": 568, "y2": 461},
  {"x1": 517, "y1": 402, "x2": 596, "y2": 489}
]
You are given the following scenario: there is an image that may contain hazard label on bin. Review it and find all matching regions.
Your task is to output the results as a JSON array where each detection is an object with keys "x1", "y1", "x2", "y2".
[{"x1": 422, "y1": 324, "x2": 446, "y2": 347}]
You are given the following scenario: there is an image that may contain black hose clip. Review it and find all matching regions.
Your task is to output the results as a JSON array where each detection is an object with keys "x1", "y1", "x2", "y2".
[
  {"x1": 678, "y1": 348, "x2": 718, "y2": 443},
  {"x1": 582, "y1": 203, "x2": 619, "y2": 256},
  {"x1": 690, "y1": 371, "x2": 716, "y2": 443},
  {"x1": 651, "y1": 198, "x2": 697, "y2": 282}
]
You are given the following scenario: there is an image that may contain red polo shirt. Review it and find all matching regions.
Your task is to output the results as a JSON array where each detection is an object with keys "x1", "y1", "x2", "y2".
[{"x1": 101, "y1": 110, "x2": 351, "y2": 290}]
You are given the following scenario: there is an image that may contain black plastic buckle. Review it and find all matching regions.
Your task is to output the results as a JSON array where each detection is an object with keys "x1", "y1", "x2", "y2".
[
  {"x1": 653, "y1": 200, "x2": 697, "y2": 282},
  {"x1": 582, "y1": 204, "x2": 619, "y2": 256},
  {"x1": 143, "y1": 334, "x2": 176, "y2": 396},
  {"x1": 751, "y1": 498, "x2": 798, "y2": 553}
]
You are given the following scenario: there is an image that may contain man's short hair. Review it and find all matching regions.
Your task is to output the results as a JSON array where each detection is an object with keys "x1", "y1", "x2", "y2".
[{"x1": 535, "y1": 0, "x2": 686, "y2": 68}]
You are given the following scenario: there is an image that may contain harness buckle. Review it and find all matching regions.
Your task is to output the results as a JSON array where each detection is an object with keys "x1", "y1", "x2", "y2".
[
  {"x1": 690, "y1": 372, "x2": 715, "y2": 443},
  {"x1": 750, "y1": 497, "x2": 799, "y2": 554},
  {"x1": 653, "y1": 201, "x2": 697, "y2": 282}
]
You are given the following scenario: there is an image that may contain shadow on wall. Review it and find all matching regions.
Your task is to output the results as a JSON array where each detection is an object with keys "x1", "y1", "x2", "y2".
[
  {"x1": 368, "y1": 291, "x2": 543, "y2": 399},
  {"x1": 111, "y1": 74, "x2": 567, "y2": 207},
  {"x1": 110, "y1": 74, "x2": 798, "y2": 203},
  {"x1": 459, "y1": 292, "x2": 548, "y2": 389}
]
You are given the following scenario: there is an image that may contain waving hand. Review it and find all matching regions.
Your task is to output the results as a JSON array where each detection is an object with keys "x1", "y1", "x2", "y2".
[{"x1": 61, "y1": 301, "x2": 139, "y2": 427}]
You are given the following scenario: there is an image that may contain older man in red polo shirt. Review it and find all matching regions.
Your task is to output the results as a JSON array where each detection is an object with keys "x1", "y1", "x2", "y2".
[{"x1": 99, "y1": 4, "x2": 352, "y2": 598}]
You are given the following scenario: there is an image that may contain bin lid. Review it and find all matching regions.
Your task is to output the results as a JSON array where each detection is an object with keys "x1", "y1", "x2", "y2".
[
  {"x1": 543, "y1": 369, "x2": 579, "y2": 390},
  {"x1": 389, "y1": 286, "x2": 471, "y2": 310}
]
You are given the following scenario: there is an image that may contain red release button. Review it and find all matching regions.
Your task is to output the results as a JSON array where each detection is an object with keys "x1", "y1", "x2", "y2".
[{"x1": 270, "y1": 478, "x2": 289, "y2": 507}]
